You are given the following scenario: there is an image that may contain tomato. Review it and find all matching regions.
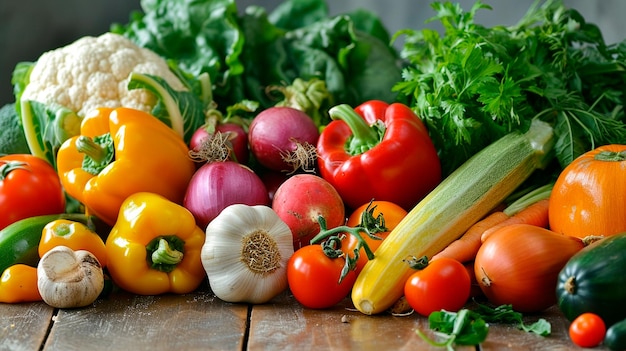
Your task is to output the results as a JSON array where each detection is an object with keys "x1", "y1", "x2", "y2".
[
  {"x1": 341, "y1": 200, "x2": 407, "y2": 274},
  {"x1": 404, "y1": 257, "x2": 471, "y2": 316},
  {"x1": 287, "y1": 244, "x2": 357, "y2": 309},
  {"x1": 569, "y1": 312, "x2": 606, "y2": 348},
  {"x1": 0, "y1": 154, "x2": 66, "y2": 230}
]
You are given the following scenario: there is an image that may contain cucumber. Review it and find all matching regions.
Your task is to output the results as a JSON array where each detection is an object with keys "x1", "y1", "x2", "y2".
[
  {"x1": 0, "y1": 213, "x2": 108, "y2": 273},
  {"x1": 605, "y1": 318, "x2": 626, "y2": 351}
]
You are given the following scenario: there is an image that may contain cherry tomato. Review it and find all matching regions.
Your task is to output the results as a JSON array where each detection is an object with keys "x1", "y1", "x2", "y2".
[
  {"x1": 287, "y1": 244, "x2": 357, "y2": 309},
  {"x1": 404, "y1": 257, "x2": 471, "y2": 316},
  {"x1": 341, "y1": 201, "x2": 407, "y2": 274},
  {"x1": 569, "y1": 312, "x2": 606, "y2": 348},
  {"x1": 0, "y1": 154, "x2": 66, "y2": 230}
]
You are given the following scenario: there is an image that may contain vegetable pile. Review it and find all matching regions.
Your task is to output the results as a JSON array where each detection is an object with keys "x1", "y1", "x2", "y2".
[{"x1": 2, "y1": 0, "x2": 626, "y2": 349}]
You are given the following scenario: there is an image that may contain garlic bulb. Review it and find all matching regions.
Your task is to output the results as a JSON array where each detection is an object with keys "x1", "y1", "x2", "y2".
[{"x1": 201, "y1": 204, "x2": 294, "y2": 304}]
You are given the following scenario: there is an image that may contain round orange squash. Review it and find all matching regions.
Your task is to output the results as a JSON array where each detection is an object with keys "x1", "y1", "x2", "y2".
[{"x1": 549, "y1": 144, "x2": 626, "y2": 238}]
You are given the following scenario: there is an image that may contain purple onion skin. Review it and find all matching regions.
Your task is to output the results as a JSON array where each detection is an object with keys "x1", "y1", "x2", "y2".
[
  {"x1": 184, "y1": 160, "x2": 270, "y2": 230},
  {"x1": 248, "y1": 107, "x2": 319, "y2": 172}
]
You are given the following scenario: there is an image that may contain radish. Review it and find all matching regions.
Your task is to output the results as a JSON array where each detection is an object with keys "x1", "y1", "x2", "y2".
[
  {"x1": 248, "y1": 107, "x2": 319, "y2": 173},
  {"x1": 184, "y1": 160, "x2": 269, "y2": 229},
  {"x1": 272, "y1": 174, "x2": 345, "y2": 250}
]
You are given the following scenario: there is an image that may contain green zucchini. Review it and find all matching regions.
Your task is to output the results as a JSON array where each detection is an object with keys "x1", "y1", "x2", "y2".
[
  {"x1": 605, "y1": 317, "x2": 626, "y2": 351},
  {"x1": 0, "y1": 213, "x2": 109, "y2": 273},
  {"x1": 556, "y1": 233, "x2": 626, "y2": 327}
]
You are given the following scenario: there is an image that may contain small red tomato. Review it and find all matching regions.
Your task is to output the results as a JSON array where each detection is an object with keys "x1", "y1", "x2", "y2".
[
  {"x1": 0, "y1": 154, "x2": 66, "y2": 230},
  {"x1": 404, "y1": 257, "x2": 471, "y2": 316},
  {"x1": 287, "y1": 244, "x2": 356, "y2": 309},
  {"x1": 569, "y1": 312, "x2": 606, "y2": 348}
]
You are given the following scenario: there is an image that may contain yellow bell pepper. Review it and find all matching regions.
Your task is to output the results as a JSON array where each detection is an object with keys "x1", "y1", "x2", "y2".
[
  {"x1": 0, "y1": 264, "x2": 42, "y2": 303},
  {"x1": 105, "y1": 192, "x2": 206, "y2": 295},
  {"x1": 56, "y1": 107, "x2": 195, "y2": 226},
  {"x1": 39, "y1": 219, "x2": 108, "y2": 267}
]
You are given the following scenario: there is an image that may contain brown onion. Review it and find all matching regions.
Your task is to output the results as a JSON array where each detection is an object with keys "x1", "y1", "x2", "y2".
[{"x1": 474, "y1": 223, "x2": 585, "y2": 313}]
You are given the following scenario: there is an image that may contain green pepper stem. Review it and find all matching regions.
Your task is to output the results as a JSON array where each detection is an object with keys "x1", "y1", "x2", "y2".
[
  {"x1": 75, "y1": 136, "x2": 108, "y2": 163},
  {"x1": 151, "y1": 238, "x2": 184, "y2": 266},
  {"x1": 52, "y1": 222, "x2": 72, "y2": 237},
  {"x1": 328, "y1": 104, "x2": 384, "y2": 155}
]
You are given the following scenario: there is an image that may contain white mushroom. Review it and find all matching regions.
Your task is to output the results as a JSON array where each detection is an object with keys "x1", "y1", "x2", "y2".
[{"x1": 37, "y1": 245, "x2": 104, "y2": 308}]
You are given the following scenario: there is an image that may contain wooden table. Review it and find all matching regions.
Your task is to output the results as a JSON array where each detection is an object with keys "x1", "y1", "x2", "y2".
[{"x1": 0, "y1": 282, "x2": 606, "y2": 351}]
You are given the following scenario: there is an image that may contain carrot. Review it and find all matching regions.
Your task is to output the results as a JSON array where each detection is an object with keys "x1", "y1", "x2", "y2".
[
  {"x1": 431, "y1": 210, "x2": 509, "y2": 263},
  {"x1": 480, "y1": 197, "x2": 550, "y2": 242}
]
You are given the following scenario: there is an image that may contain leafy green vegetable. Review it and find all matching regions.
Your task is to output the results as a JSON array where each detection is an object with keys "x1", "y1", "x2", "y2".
[
  {"x1": 112, "y1": 0, "x2": 402, "y2": 111},
  {"x1": 418, "y1": 309, "x2": 489, "y2": 350},
  {"x1": 127, "y1": 72, "x2": 208, "y2": 143},
  {"x1": 19, "y1": 101, "x2": 82, "y2": 166},
  {"x1": 418, "y1": 302, "x2": 551, "y2": 350},
  {"x1": 393, "y1": 0, "x2": 626, "y2": 176},
  {"x1": 472, "y1": 302, "x2": 551, "y2": 336}
]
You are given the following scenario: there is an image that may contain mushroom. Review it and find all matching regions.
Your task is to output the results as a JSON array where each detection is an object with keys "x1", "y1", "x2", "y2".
[{"x1": 37, "y1": 245, "x2": 104, "y2": 308}]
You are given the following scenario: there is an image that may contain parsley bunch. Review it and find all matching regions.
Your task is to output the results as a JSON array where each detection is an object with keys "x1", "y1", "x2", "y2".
[{"x1": 393, "y1": 0, "x2": 626, "y2": 176}]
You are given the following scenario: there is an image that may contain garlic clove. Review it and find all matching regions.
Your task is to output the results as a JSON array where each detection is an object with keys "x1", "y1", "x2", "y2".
[{"x1": 37, "y1": 245, "x2": 105, "y2": 308}]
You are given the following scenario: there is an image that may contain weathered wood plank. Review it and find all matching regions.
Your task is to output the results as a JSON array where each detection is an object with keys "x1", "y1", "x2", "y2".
[
  {"x1": 41, "y1": 285, "x2": 248, "y2": 351},
  {"x1": 247, "y1": 294, "x2": 474, "y2": 351},
  {"x1": 0, "y1": 302, "x2": 54, "y2": 351}
]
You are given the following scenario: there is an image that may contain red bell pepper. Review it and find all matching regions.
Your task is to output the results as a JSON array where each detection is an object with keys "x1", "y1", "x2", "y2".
[{"x1": 316, "y1": 100, "x2": 441, "y2": 211}]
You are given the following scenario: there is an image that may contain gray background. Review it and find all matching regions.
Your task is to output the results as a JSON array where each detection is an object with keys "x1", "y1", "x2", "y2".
[{"x1": 2, "y1": 0, "x2": 625, "y2": 106}]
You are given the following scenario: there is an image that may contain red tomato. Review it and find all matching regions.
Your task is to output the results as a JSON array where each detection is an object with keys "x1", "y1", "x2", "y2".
[
  {"x1": 0, "y1": 154, "x2": 66, "y2": 230},
  {"x1": 569, "y1": 312, "x2": 606, "y2": 348},
  {"x1": 287, "y1": 244, "x2": 357, "y2": 309},
  {"x1": 404, "y1": 257, "x2": 471, "y2": 316},
  {"x1": 341, "y1": 200, "x2": 407, "y2": 274}
]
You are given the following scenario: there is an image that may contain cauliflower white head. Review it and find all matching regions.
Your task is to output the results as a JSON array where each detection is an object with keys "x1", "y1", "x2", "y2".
[{"x1": 21, "y1": 32, "x2": 186, "y2": 117}]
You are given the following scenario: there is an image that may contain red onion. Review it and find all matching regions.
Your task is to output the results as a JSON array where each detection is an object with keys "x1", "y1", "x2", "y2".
[
  {"x1": 248, "y1": 107, "x2": 319, "y2": 172},
  {"x1": 184, "y1": 161, "x2": 269, "y2": 229},
  {"x1": 190, "y1": 122, "x2": 249, "y2": 165}
]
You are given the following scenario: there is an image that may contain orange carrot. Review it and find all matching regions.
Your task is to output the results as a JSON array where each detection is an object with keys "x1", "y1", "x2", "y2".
[
  {"x1": 431, "y1": 210, "x2": 510, "y2": 263},
  {"x1": 480, "y1": 198, "x2": 550, "y2": 242}
]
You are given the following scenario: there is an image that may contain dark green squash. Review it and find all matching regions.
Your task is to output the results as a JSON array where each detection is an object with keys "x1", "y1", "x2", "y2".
[
  {"x1": 556, "y1": 233, "x2": 626, "y2": 327},
  {"x1": 605, "y1": 317, "x2": 626, "y2": 351}
]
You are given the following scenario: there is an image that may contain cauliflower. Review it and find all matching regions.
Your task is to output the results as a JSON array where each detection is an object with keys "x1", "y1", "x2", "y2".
[{"x1": 20, "y1": 32, "x2": 186, "y2": 117}]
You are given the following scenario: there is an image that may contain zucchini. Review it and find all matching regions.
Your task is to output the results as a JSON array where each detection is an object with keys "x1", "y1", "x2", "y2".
[
  {"x1": 0, "y1": 213, "x2": 108, "y2": 273},
  {"x1": 556, "y1": 233, "x2": 626, "y2": 327},
  {"x1": 351, "y1": 119, "x2": 555, "y2": 315},
  {"x1": 605, "y1": 317, "x2": 626, "y2": 351}
]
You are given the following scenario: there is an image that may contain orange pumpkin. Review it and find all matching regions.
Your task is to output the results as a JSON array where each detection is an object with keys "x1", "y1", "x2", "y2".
[{"x1": 549, "y1": 144, "x2": 626, "y2": 238}]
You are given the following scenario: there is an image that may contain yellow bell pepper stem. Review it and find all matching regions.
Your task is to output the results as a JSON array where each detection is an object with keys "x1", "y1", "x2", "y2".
[
  {"x1": 149, "y1": 237, "x2": 184, "y2": 271},
  {"x1": 105, "y1": 192, "x2": 206, "y2": 295}
]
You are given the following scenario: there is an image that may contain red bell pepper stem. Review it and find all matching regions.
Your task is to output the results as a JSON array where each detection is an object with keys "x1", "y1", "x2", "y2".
[{"x1": 328, "y1": 104, "x2": 383, "y2": 155}]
